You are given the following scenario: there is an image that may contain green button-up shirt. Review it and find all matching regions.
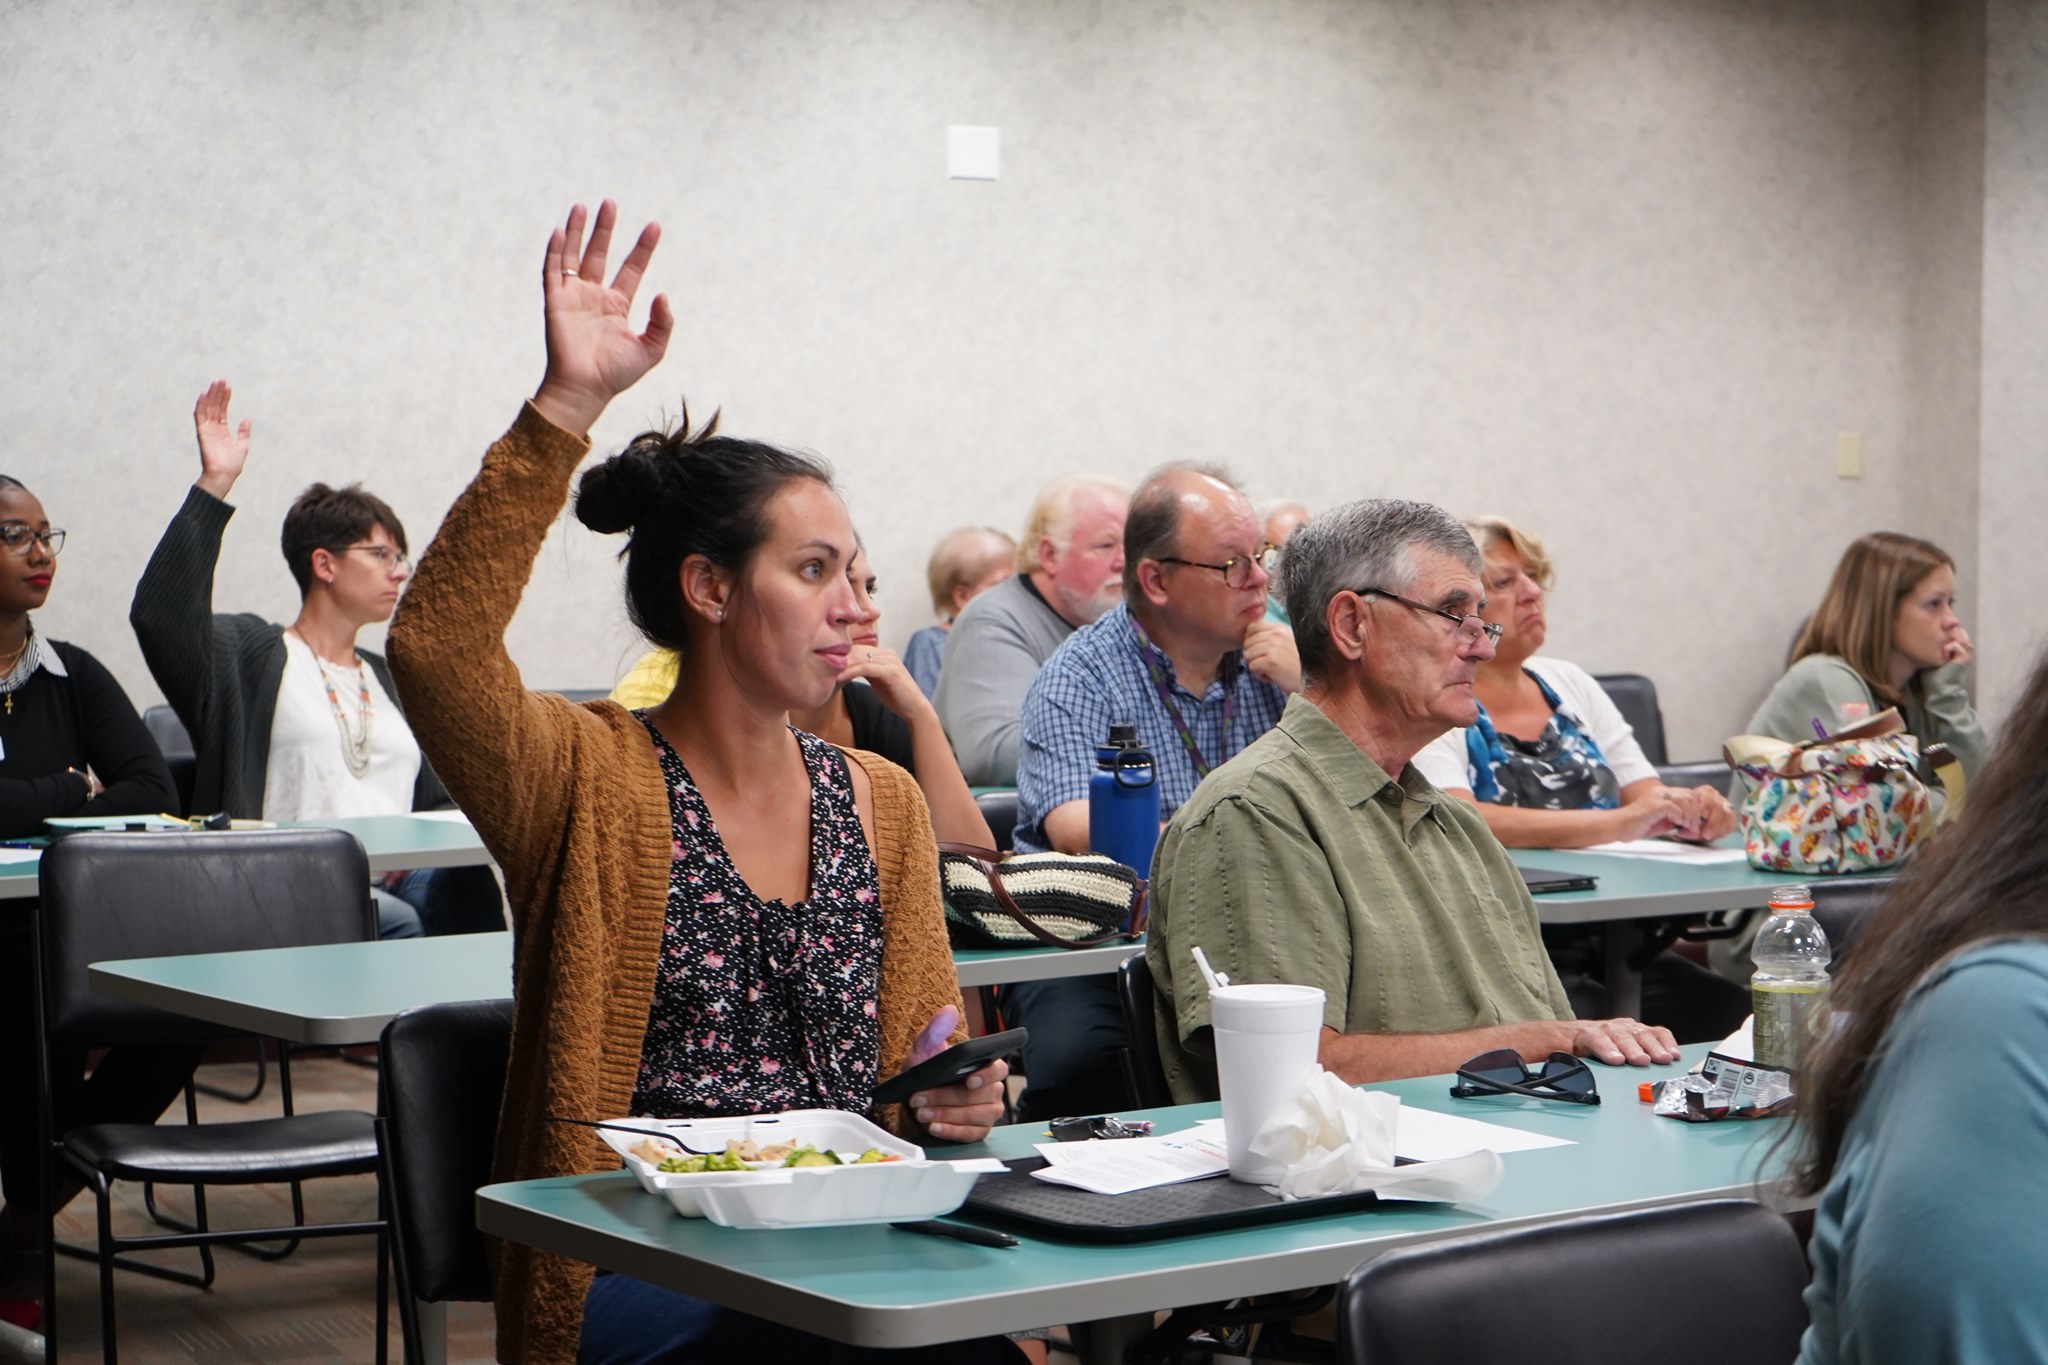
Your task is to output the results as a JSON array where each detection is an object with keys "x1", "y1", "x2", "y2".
[{"x1": 1147, "y1": 695, "x2": 1573, "y2": 1104}]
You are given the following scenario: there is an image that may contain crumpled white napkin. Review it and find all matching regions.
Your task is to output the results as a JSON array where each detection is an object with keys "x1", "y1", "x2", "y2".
[{"x1": 1244, "y1": 1066, "x2": 1505, "y2": 1203}]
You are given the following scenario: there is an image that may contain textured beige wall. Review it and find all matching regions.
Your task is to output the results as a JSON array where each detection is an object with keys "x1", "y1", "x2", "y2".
[
  {"x1": 0, "y1": 0, "x2": 2002, "y2": 761},
  {"x1": 1979, "y1": 0, "x2": 2048, "y2": 720}
]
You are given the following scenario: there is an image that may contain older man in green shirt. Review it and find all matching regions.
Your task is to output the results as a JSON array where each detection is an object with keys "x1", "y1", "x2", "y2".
[{"x1": 1148, "y1": 499, "x2": 1679, "y2": 1102}]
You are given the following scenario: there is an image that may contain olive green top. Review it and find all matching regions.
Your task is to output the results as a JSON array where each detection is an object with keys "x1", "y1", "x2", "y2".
[{"x1": 1147, "y1": 695, "x2": 1573, "y2": 1104}]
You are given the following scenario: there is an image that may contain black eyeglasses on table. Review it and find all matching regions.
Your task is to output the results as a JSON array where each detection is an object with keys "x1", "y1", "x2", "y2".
[
  {"x1": 1449, "y1": 1049, "x2": 1600, "y2": 1105},
  {"x1": 1350, "y1": 586, "x2": 1505, "y2": 645},
  {"x1": 1156, "y1": 544, "x2": 1280, "y2": 590}
]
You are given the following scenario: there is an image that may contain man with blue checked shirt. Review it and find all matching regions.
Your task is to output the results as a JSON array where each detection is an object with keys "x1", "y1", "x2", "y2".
[{"x1": 1006, "y1": 462, "x2": 1298, "y2": 1120}]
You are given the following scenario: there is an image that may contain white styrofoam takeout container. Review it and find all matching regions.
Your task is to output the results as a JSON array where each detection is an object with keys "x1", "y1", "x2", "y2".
[{"x1": 596, "y1": 1109, "x2": 929, "y2": 1218}]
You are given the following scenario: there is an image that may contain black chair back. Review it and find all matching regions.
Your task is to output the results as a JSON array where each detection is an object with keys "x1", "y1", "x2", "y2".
[
  {"x1": 974, "y1": 789, "x2": 1019, "y2": 854},
  {"x1": 378, "y1": 1000, "x2": 512, "y2": 1334},
  {"x1": 1809, "y1": 876, "x2": 1894, "y2": 971},
  {"x1": 1592, "y1": 673, "x2": 1668, "y2": 767},
  {"x1": 1115, "y1": 952, "x2": 1174, "y2": 1109},
  {"x1": 141, "y1": 704, "x2": 195, "y2": 759},
  {"x1": 1337, "y1": 1199, "x2": 1808, "y2": 1365},
  {"x1": 37, "y1": 829, "x2": 375, "y2": 1045}
]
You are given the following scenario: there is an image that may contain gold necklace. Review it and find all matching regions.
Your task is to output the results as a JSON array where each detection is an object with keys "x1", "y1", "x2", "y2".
[{"x1": 0, "y1": 625, "x2": 31, "y2": 716}]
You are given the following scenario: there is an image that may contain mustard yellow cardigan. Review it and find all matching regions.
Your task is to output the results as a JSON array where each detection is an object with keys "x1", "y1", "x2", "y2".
[{"x1": 387, "y1": 404, "x2": 964, "y2": 1364}]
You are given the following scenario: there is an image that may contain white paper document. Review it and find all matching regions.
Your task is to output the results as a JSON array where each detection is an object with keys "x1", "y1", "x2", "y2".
[
  {"x1": 410, "y1": 809, "x2": 478, "y2": 826},
  {"x1": 0, "y1": 848, "x2": 42, "y2": 866},
  {"x1": 1030, "y1": 1126, "x2": 1230, "y2": 1195},
  {"x1": 1385, "y1": 1103, "x2": 1574, "y2": 1158},
  {"x1": 1579, "y1": 838, "x2": 1749, "y2": 865}
]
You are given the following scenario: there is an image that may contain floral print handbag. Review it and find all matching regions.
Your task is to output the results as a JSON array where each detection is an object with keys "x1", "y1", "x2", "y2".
[{"x1": 1724, "y1": 709, "x2": 1965, "y2": 874}]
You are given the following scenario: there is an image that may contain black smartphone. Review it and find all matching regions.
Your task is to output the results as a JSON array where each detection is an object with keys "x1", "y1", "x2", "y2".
[{"x1": 872, "y1": 1028, "x2": 1029, "y2": 1106}]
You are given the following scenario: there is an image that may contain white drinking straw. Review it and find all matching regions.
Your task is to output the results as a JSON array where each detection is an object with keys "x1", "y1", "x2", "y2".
[{"x1": 1190, "y1": 945, "x2": 1230, "y2": 993}]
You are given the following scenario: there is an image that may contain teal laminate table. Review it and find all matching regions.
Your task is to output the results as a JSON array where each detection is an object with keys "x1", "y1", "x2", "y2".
[
  {"x1": 476, "y1": 1043, "x2": 1790, "y2": 1363},
  {"x1": 0, "y1": 811, "x2": 495, "y2": 899},
  {"x1": 1507, "y1": 845, "x2": 1859, "y2": 1017},
  {"x1": 87, "y1": 936, "x2": 1145, "y2": 1044},
  {"x1": 88, "y1": 932, "x2": 517, "y2": 1046}
]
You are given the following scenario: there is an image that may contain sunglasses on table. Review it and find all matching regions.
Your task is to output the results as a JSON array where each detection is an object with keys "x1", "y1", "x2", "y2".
[{"x1": 1449, "y1": 1049, "x2": 1601, "y2": 1106}]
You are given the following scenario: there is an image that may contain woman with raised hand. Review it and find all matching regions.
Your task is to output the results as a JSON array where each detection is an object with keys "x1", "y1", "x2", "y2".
[
  {"x1": 1790, "y1": 642, "x2": 2048, "y2": 1363},
  {"x1": 1747, "y1": 531, "x2": 1986, "y2": 776},
  {"x1": 128, "y1": 382, "x2": 501, "y2": 938},
  {"x1": 386, "y1": 202, "x2": 1015, "y2": 1365}
]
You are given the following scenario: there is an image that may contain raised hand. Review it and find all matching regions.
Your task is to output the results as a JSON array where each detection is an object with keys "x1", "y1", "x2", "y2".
[
  {"x1": 531, "y1": 200, "x2": 674, "y2": 437},
  {"x1": 193, "y1": 380, "x2": 252, "y2": 500}
]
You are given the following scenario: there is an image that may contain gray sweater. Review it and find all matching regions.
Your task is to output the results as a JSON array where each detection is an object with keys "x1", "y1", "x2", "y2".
[
  {"x1": 933, "y1": 572, "x2": 1077, "y2": 787},
  {"x1": 1745, "y1": 653, "x2": 1988, "y2": 779},
  {"x1": 129, "y1": 485, "x2": 447, "y2": 819}
]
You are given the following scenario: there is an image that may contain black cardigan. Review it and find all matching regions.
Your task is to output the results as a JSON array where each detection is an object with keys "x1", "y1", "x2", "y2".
[
  {"x1": 129, "y1": 485, "x2": 449, "y2": 820},
  {"x1": 0, "y1": 639, "x2": 179, "y2": 837}
]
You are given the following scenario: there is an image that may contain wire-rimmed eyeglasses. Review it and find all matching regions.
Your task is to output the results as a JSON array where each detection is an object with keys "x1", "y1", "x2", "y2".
[
  {"x1": 1156, "y1": 543, "x2": 1279, "y2": 590},
  {"x1": 0, "y1": 523, "x2": 65, "y2": 557},
  {"x1": 1352, "y1": 586, "x2": 1504, "y2": 645},
  {"x1": 337, "y1": 544, "x2": 411, "y2": 572}
]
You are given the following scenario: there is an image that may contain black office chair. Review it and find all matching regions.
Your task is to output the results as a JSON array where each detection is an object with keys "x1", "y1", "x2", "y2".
[
  {"x1": 1808, "y1": 876, "x2": 1894, "y2": 971},
  {"x1": 1115, "y1": 952, "x2": 1174, "y2": 1109},
  {"x1": 378, "y1": 999, "x2": 513, "y2": 1365},
  {"x1": 1336, "y1": 1199, "x2": 1808, "y2": 1365},
  {"x1": 974, "y1": 789, "x2": 1019, "y2": 854},
  {"x1": 1655, "y1": 760, "x2": 1730, "y2": 796},
  {"x1": 34, "y1": 829, "x2": 389, "y2": 1364},
  {"x1": 139, "y1": 705, "x2": 197, "y2": 814},
  {"x1": 1591, "y1": 673, "x2": 1669, "y2": 768}
]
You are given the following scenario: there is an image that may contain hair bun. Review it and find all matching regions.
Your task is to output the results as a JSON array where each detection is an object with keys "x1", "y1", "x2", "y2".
[{"x1": 574, "y1": 441, "x2": 667, "y2": 535}]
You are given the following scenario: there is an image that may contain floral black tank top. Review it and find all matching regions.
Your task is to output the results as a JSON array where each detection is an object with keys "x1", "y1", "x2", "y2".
[{"x1": 630, "y1": 715, "x2": 885, "y2": 1118}]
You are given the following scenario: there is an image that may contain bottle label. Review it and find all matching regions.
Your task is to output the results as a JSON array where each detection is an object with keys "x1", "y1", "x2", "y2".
[{"x1": 1752, "y1": 981, "x2": 1826, "y2": 1071}]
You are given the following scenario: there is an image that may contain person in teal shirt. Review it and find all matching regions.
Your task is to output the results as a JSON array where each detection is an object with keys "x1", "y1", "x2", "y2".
[{"x1": 1790, "y1": 644, "x2": 2048, "y2": 1364}]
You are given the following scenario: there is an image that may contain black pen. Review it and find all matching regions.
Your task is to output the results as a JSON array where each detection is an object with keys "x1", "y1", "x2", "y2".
[{"x1": 890, "y1": 1219, "x2": 1018, "y2": 1249}]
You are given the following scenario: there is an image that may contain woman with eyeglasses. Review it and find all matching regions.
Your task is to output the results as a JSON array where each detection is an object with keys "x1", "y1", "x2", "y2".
[
  {"x1": 0, "y1": 475, "x2": 189, "y2": 1333},
  {"x1": 1747, "y1": 531, "x2": 1985, "y2": 777},
  {"x1": 1788, "y1": 642, "x2": 2048, "y2": 1364},
  {"x1": 1413, "y1": 516, "x2": 1735, "y2": 847},
  {"x1": 0, "y1": 477, "x2": 178, "y2": 836},
  {"x1": 386, "y1": 202, "x2": 1016, "y2": 1365},
  {"x1": 1411, "y1": 516, "x2": 1748, "y2": 1041},
  {"x1": 127, "y1": 386, "x2": 500, "y2": 938}
]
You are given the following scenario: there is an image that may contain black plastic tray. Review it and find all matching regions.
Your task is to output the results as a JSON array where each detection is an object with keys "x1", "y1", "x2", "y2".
[{"x1": 957, "y1": 1156, "x2": 1387, "y2": 1244}]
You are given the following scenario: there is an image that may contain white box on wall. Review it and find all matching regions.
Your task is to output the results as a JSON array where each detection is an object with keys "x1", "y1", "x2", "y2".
[{"x1": 947, "y1": 125, "x2": 1000, "y2": 180}]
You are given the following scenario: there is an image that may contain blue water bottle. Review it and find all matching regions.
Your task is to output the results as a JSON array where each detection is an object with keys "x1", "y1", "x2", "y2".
[{"x1": 1089, "y1": 724, "x2": 1160, "y2": 904}]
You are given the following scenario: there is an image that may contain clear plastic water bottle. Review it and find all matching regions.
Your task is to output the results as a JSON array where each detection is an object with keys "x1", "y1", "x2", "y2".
[{"x1": 1751, "y1": 885, "x2": 1831, "y2": 1071}]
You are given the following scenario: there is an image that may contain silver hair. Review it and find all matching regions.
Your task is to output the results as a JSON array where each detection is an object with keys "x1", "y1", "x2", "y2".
[{"x1": 1278, "y1": 498, "x2": 1480, "y2": 684}]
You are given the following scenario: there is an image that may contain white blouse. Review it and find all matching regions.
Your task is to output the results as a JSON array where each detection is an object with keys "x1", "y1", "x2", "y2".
[{"x1": 261, "y1": 632, "x2": 420, "y2": 821}]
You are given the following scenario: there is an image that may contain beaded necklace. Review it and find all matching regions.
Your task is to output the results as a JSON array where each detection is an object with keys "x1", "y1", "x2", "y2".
[{"x1": 288, "y1": 629, "x2": 373, "y2": 778}]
